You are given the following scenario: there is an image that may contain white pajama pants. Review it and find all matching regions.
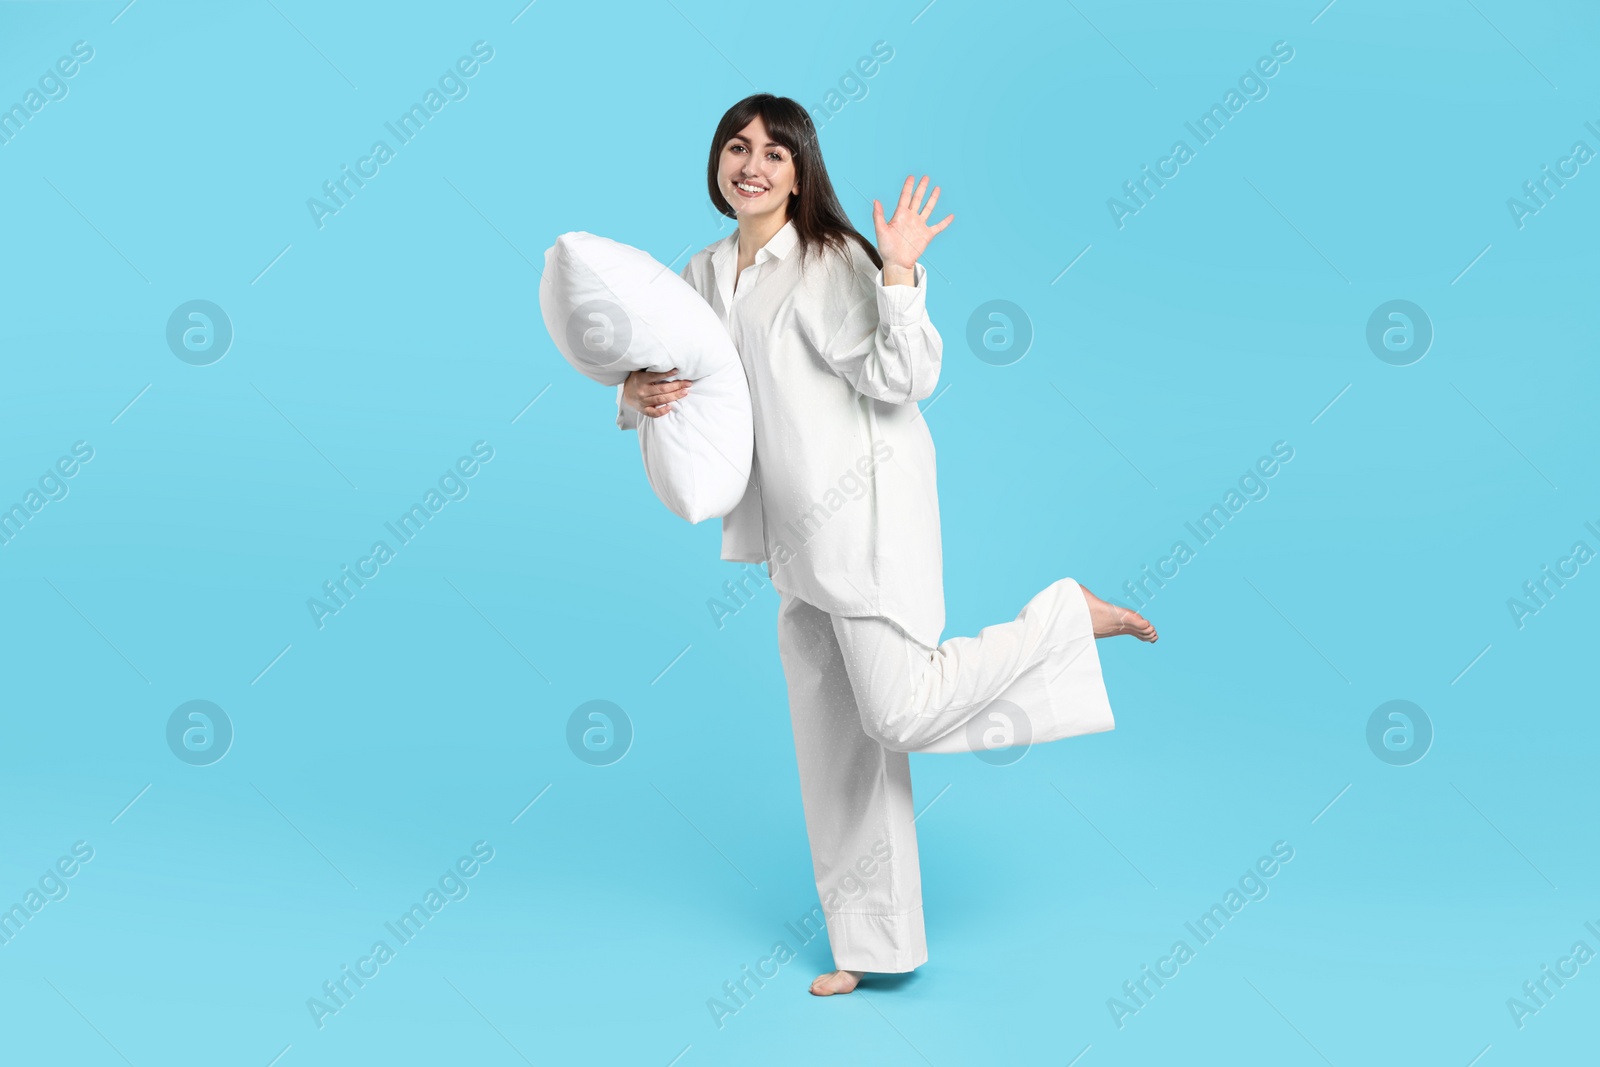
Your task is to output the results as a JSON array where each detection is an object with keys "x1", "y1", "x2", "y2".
[{"x1": 775, "y1": 575, "x2": 1116, "y2": 973}]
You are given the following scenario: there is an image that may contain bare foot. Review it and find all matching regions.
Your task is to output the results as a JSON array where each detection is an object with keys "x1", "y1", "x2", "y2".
[
  {"x1": 1080, "y1": 585, "x2": 1158, "y2": 642},
  {"x1": 809, "y1": 969, "x2": 864, "y2": 996}
]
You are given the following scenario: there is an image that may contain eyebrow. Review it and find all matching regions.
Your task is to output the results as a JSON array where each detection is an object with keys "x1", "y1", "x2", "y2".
[{"x1": 728, "y1": 135, "x2": 787, "y2": 151}]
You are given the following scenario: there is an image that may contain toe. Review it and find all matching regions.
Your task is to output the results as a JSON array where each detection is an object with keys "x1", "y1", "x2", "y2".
[{"x1": 809, "y1": 969, "x2": 862, "y2": 996}]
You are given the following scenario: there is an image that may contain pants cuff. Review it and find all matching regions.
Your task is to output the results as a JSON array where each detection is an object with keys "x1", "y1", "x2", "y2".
[{"x1": 824, "y1": 906, "x2": 928, "y2": 973}]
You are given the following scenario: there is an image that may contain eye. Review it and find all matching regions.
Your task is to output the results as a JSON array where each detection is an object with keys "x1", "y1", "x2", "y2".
[{"x1": 768, "y1": 151, "x2": 784, "y2": 162}]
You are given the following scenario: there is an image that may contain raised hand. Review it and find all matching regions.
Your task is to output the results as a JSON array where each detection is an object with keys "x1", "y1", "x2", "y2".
[{"x1": 873, "y1": 175, "x2": 954, "y2": 276}]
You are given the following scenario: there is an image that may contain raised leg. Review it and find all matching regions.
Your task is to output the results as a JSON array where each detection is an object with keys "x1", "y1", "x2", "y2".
[{"x1": 830, "y1": 577, "x2": 1125, "y2": 755}]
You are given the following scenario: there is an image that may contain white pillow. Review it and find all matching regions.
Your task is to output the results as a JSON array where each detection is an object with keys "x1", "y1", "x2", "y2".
[{"x1": 539, "y1": 232, "x2": 753, "y2": 524}]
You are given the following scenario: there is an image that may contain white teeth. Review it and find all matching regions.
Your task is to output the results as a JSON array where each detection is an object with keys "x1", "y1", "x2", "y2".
[{"x1": 736, "y1": 182, "x2": 766, "y2": 194}]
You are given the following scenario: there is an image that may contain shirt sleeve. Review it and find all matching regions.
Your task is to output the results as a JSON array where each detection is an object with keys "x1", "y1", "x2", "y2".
[
  {"x1": 615, "y1": 383, "x2": 641, "y2": 431},
  {"x1": 805, "y1": 250, "x2": 941, "y2": 405},
  {"x1": 617, "y1": 258, "x2": 699, "y2": 431}
]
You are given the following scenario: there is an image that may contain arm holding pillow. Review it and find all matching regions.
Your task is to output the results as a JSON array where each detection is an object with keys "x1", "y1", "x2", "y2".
[
  {"x1": 619, "y1": 368, "x2": 691, "y2": 425},
  {"x1": 802, "y1": 246, "x2": 942, "y2": 406},
  {"x1": 617, "y1": 260, "x2": 701, "y2": 430}
]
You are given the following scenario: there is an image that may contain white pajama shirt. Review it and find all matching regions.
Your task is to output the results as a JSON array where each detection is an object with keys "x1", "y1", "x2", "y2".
[
  {"x1": 617, "y1": 218, "x2": 947, "y2": 648},
  {"x1": 618, "y1": 219, "x2": 1115, "y2": 972}
]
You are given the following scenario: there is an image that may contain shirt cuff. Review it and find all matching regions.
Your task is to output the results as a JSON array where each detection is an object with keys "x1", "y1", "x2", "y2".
[
  {"x1": 873, "y1": 262, "x2": 929, "y2": 324},
  {"x1": 616, "y1": 382, "x2": 641, "y2": 430}
]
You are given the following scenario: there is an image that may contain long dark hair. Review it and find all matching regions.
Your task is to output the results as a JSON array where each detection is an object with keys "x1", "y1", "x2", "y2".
[{"x1": 705, "y1": 94, "x2": 882, "y2": 271}]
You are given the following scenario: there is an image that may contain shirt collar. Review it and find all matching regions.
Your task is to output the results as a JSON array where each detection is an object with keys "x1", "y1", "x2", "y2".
[
  {"x1": 758, "y1": 218, "x2": 799, "y2": 262},
  {"x1": 713, "y1": 217, "x2": 799, "y2": 274}
]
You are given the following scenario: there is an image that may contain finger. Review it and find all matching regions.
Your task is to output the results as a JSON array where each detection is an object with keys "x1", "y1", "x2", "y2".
[
  {"x1": 920, "y1": 186, "x2": 940, "y2": 219},
  {"x1": 912, "y1": 175, "x2": 929, "y2": 214},
  {"x1": 931, "y1": 213, "x2": 954, "y2": 236},
  {"x1": 895, "y1": 175, "x2": 914, "y2": 215},
  {"x1": 649, "y1": 367, "x2": 681, "y2": 383},
  {"x1": 873, "y1": 198, "x2": 883, "y2": 224}
]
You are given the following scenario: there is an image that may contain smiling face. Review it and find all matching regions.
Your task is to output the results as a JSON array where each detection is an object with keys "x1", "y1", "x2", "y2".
[{"x1": 717, "y1": 115, "x2": 797, "y2": 223}]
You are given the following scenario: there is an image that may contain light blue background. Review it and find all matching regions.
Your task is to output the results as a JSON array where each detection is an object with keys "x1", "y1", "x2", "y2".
[{"x1": 1, "y1": 1, "x2": 1595, "y2": 1064}]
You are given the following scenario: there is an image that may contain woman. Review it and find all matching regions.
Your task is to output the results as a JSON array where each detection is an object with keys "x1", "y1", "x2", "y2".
[{"x1": 618, "y1": 94, "x2": 1157, "y2": 997}]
